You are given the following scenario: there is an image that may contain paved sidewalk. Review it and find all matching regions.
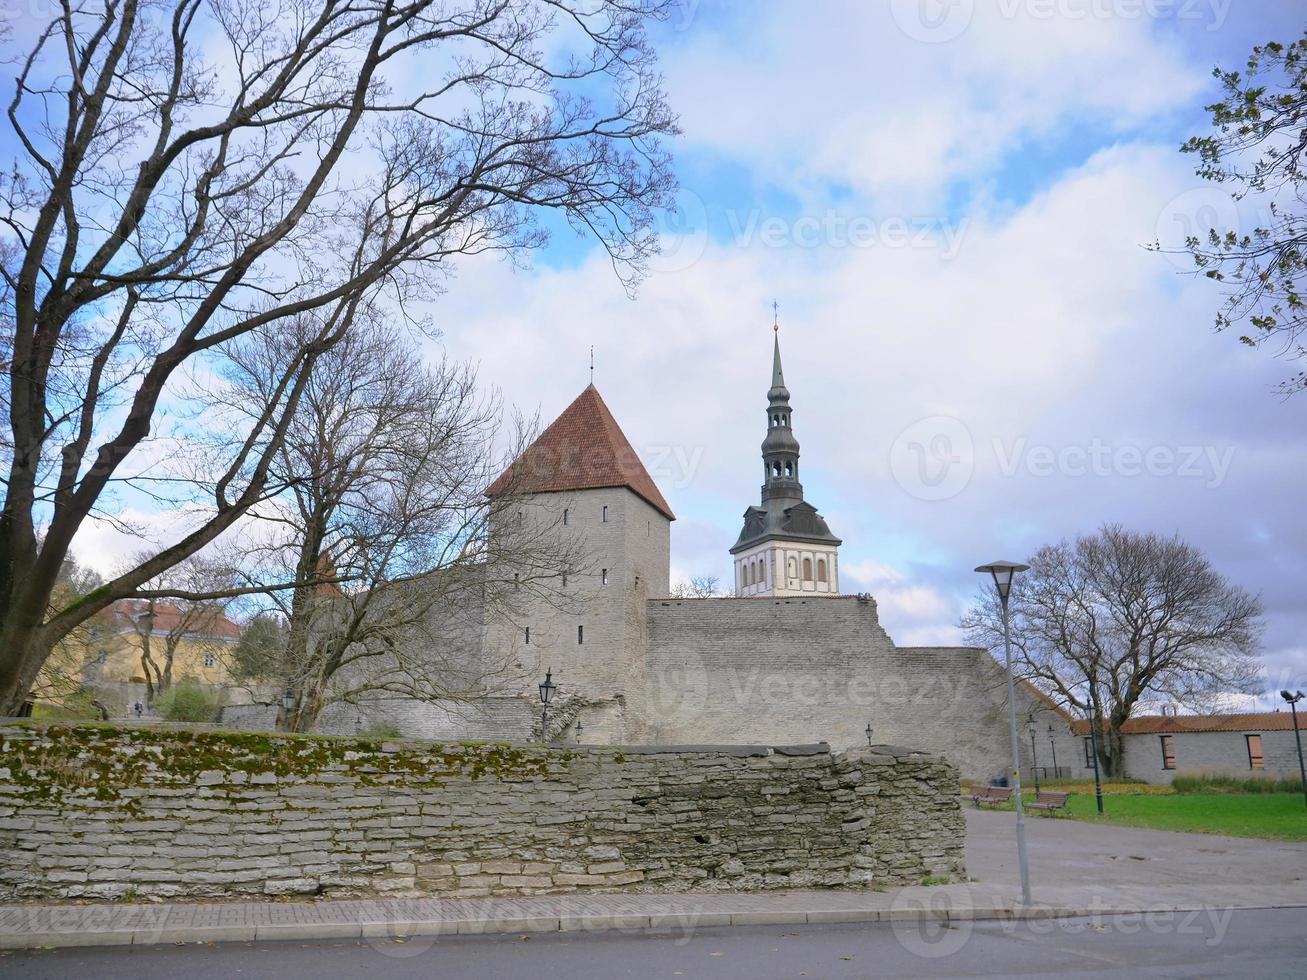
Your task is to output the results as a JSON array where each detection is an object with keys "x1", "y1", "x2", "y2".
[{"x1": 3, "y1": 808, "x2": 1304, "y2": 949}]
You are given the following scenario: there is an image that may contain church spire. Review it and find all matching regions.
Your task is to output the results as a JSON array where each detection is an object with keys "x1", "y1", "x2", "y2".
[
  {"x1": 730, "y1": 307, "x2": 842, "y2": 596},
  {"x1": 761, "y1": 317, "x2": 800, "y2": 504}
]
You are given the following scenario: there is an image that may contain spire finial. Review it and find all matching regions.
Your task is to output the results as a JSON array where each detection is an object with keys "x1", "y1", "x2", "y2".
[
  {"x1": 589, "y1": 346, "x2": 594, "y2": 384},
  {"x1": 772, "y1": 300, "x2": 779, "y2": 333}
]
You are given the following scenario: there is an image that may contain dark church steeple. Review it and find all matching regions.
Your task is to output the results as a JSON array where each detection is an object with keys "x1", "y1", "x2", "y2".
[
  {"x1": 761, "y1": 326, "x2": 802, "y2": 505},
  {"x1": 731, "y1": 312, "x2": 841, "y2": 597}
]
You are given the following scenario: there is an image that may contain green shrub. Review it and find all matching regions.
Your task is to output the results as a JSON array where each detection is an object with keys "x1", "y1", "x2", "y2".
[
  {"x1": 152, "y1": 682, "x2": 220, "y2": 723},
  {"x1": 1171, "y1": 771, "x2": 1304, "y2": 795}
]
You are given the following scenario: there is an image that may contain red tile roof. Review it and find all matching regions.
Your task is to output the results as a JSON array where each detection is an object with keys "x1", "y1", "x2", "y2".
[
  {"x1": 1071, "y1": 712, "x2": 1299, "y2": 735},
  {"x1": 487, "y1": 385, "x2": 675, "y2": 520},
  {"x1": 108, "y1": 600, "x2": 241, "y2": 640}
]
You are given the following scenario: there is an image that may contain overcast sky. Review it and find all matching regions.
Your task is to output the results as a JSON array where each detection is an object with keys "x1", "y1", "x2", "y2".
[{"x1": 62, "y1": 1, "x2": 1305, "y2": 706}]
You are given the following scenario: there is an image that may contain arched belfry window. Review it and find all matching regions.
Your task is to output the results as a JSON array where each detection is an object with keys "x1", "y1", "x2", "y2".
[
  {"x1": 772, "y1": 461, "x2": 782, "y2": 477},
  {"x1": 784, "y1": 461, "x2": 793, "y2": 477},
  {"x1": 803, "y1": 557, "x2": 813, "y2": 581},
  {"x1": 817, "y1": 559, "x2": 827, "y2": 583}
]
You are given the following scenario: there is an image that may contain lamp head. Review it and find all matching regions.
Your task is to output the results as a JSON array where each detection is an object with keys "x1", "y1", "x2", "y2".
[
  {"x1": 1282, "y1": 690, "x2": 1304, "y2": 705},
  {"x1": 539, "y1": 669, "x2": 557, "y2": 706},
  {"x1": 974, "y1": 560, "x2": 1030, "y2": 600}
]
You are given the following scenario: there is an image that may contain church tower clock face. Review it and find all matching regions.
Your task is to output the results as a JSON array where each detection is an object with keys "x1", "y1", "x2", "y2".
[{"x1": 730, "y1": 312, "x2": 841, "y2": 598}]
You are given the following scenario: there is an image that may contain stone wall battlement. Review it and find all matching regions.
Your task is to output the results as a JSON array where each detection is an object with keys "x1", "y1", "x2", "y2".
[{"x1": 0, "y1": 723, "x2": 963, "y2": 902}]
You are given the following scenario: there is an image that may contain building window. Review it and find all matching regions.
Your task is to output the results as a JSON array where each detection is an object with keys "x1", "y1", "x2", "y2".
[
  {"x1": 563, "y1": 508, "x2": 569, "y2": 526},
  {"x1": 601, "y1": 568, "x2": 608, "y2": 586},
  {"x1": 802, "y1": 557, "x2": 813, "y2": 581},
  {"x1": 784, "y1": 461, "x2": 793, "y2": 477},
  {"x1": 577, "y1": 625, "x2": 584, "y2": 645},
  {"x1": 1160, "y1": 735, "x2": 1176, "y2": 770},
  {"x1": 1083, "y1": 738, "x2": 1094, "y2": 768},
  {"x1": 1246, "y1": 734, "x2": 1264, "y2": 770},
  {"x1": 817, "y1": 559, "x2": 827, "y2": 583},
  {"x1": 602, "y1": 505, "x2": 609, "y2": 522},
  {"x1": 788, "y1": 557, "x2": 797, "y2": 578},
  {"x1": 562, "y1": 573, "x2": 568, "y2": 588},
  {"x1": 514, "y1": 572, "x2": 520, "y2": 589},
  {"x1": 757, "y1": 560, "x2": 765, "y2": 586},
  {"x1": 524, "y1": 627, "x2": 531, "y2": 645},
  {"x1": 203, "y1": 653, "x2": 216, "y2": 668}
]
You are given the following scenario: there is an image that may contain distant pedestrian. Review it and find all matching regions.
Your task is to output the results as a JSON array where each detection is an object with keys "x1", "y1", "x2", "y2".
[{"x1": 134, "y1": 701, "x2": 143, "y2": 719}]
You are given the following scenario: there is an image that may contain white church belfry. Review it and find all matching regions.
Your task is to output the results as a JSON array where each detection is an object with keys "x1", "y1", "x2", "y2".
[{"x1": 731, "y1": 320, "x2": 841, "y2": 597}]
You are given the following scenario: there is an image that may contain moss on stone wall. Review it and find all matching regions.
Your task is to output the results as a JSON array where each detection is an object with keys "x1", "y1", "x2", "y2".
[{"x1": 0, "y1": 722, "x2": 575, "y2": 811}]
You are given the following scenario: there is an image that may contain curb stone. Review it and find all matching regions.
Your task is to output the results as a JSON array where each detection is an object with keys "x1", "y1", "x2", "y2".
[{"x1": 0, "y1": 901, "x2": 1258, "y2": 950}]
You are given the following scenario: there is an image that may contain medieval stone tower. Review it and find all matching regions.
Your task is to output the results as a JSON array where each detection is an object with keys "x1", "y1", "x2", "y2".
[
  {"x1": 482, "y1": 384, "x2": 674, "y2": 740},
  {"x1": 730, "y1": 327, "x2": 841, "y2": 596}
]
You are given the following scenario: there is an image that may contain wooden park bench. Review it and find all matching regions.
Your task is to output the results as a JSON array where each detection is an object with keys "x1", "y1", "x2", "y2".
[
  {"x1": 1027, "y1": 790, "x2": 1071, "y2": 813},
  {"x1": 966, "y1": 785, "x2": 1013, "y2": 807}
]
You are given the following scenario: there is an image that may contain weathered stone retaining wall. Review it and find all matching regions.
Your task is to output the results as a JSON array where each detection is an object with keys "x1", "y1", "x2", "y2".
[{"x1": 0, "y1": 723, "x2": 962, "y2": 901}]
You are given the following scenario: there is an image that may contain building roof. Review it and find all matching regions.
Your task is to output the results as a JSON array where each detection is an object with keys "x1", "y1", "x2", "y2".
[
  {"x1": 486, "y1": 384, "x2": 675, "y2": 520},
  {"x1": 106, "y1": 599, "x2": 241, "y2": 641},
  {"x1": 1071, "y1": 712, "x2": 1300, "y2": 735}
]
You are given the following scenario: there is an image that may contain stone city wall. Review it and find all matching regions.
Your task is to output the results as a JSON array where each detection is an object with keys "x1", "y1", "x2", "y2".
[{"x1": 0, "y1": 722, "x2": 963, "y2": 902}]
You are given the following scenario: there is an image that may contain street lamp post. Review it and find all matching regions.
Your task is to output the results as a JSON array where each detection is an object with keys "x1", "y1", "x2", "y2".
[
  {"x1": 1047, "y1": 724, "x2": 1059, "y2": 780},
  {"x1": 575, "y1": 720, "x2": 584, "y2": 744},
  {"x1": 1027, "y1": 716, "x2": 1040, "y2": 796},
  {"x1": 1087, "y1": 686, "x2": 1105, "y2": 815},
  {"x1": 538, "y1": 669, "x2": 556, "y2": 742},
  {"x1": 975, "y1": 559, "x2": 1032, "y2": 907},
  {"x1": 1281, "y1": 690, "x2": 1307, "y2": 809},
  {"x1": 865, "y1": 722, "x2": 874, "y2": 747}
]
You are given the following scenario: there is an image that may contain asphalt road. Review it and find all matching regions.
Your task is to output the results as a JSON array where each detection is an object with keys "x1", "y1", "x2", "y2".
[{"x1": 4, "y1": 909, "x2": 1305, "y2": 980}]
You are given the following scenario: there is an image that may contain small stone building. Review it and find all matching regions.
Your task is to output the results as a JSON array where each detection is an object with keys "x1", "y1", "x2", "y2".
[{"x1": 1073, "y1": 712, "x2": 1306, "y2": 784}]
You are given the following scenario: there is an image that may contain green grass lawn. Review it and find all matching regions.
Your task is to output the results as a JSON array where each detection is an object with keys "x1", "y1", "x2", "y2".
[{"x1": 993, "y1": 791, "x2": 1307, "y2": 841}]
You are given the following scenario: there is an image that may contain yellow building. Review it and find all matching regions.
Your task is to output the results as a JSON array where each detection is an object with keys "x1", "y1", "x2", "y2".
[{"x1": 33, "y1": 599, "x2": 241, "y2": 713}]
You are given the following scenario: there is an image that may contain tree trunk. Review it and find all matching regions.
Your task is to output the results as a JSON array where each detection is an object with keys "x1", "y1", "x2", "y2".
[{"x1": 0, "y1": 628, "x2": 55, "y2": 717}]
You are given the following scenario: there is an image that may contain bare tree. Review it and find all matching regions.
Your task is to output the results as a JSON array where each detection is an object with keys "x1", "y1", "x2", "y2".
[
  {"x1": 1158, "y1": 29, "x2": 1307, "y2": 393},
  {"x1": 220, "y1": 318, "x2": 577, "y2": 732},
  {"x1": 670, "y1": 575, "x2": 721, "y2": 598},
  {"x1": 960, "y1": 524, "x2": 1263, "y2": 777},
  {"x1": 0, "y1": 0, "x2": 677, "y2": 713},
  {"x1": 127, "y1": 556, "x2": 237, "y2": 703}
]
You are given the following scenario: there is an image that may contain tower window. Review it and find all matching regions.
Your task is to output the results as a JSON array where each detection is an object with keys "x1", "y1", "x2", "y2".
[
  {"x1": 784, "y1": 461, "x2": 793, "y2": 477},
  {"x1": 601, "y1": 568, "x2": 608, "y2": 586},
  {"x1": 562, "y1": 573, "x2": 568, "y2": 588},
  {"x1": 524, "y1": 627, "x2": 531, "y2": 645},
  {"x1": 577, "y1": 625, "x2": 584, "y2": 645},
  {"x1": 514, "y1": 572, "x2": 520, "y2": 589},
  {"x1": 817, "y1": 559, "x2": 827, "y2": 583},
  {"x1": 803, "y1": 557, "x2": 813, "y2": 581},
  {"x1": 772, "y1": 461, "x2": 781, "y2": 477},
  {"x1": 563, "y1": 508, "x2": 570, "y2": 526},
  {"x1": 602, "y1": 505, "x2": 609, "y2": 523}
]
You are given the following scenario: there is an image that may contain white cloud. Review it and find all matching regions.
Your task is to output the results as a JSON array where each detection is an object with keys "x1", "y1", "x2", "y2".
[{"x1": 662, "y1": 2, "x2": 1204, "y2": 204}]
